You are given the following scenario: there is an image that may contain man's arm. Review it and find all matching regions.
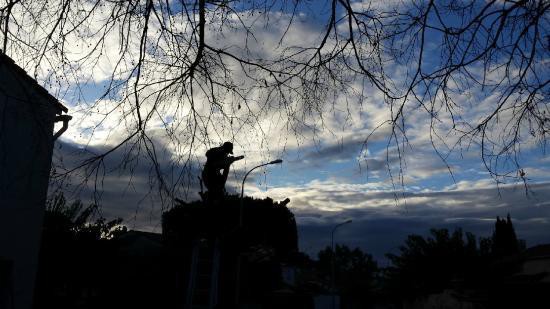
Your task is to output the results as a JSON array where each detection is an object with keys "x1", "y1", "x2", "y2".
[
  {"x1": 232, "y1": 155, "x2": 245, "y2": 161},
  {"x1": 223, "y1": 155, "x2": 244, "y2": 167},
  {"x1": 220, "y1": 155, "x2": 245, "y2": 184}
]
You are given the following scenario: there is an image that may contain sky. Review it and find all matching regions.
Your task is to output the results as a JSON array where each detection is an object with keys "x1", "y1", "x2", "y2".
[{"x1": 28, "y1": 0, "x2": 550, "y2": 262}]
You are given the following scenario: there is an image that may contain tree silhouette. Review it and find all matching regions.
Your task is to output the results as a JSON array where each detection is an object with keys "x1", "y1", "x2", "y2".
[
  {"x1": 317, "y1": 245, "x2": 378, "y2": 307},
  {"x1": 383, "y1": 216, "x2": 532, "y2": 307},
  {"x1": 384, "y1": 228, "x2": 486, "y2": 300},
  {"x1": 491, "y1": 214, "x2": 522, "y2": 257},
  {"x1": 41, "y1": 192, "x2": 127, "y2": 241},
  {"x1": 163, "y1": 195, "x2": 297, "y2": 258},
  {"x1": 382, "y1": 0, "x2": 549, "y2": 182},
  {"x1": 34, "y1": 193, "x2": 127, "y2": 309},
  {"x1": 477, "y1": 213, "x2": 526, "y2": 261},
  {"x1": 162, "y1": 195, "x2": 297, "y2": 305}
]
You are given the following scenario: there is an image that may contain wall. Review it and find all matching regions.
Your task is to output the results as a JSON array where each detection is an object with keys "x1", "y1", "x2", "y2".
[{"x1": 0, "y1": 57, "x2": 59, "y2": 309}]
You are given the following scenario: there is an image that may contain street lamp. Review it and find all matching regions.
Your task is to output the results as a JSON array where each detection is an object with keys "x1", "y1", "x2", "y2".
[
  {"x1": 235, "y1": 159, "x2": 282, "y2": 306},
  {"x1": 330, "y1": 219, "x2": 352, "y2": 309},
  {"x1": 239, "y1": 159, "x2": 283, "y2": 227},
  {"x1": 331, "y1": 220, "x2": 353, "y2": 256}
]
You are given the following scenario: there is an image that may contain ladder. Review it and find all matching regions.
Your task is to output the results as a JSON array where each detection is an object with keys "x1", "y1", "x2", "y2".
[{"x1": 185, "y1": 238, "x2": 221, "y2": 309}]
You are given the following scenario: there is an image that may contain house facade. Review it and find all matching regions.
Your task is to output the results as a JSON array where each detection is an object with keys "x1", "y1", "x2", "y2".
[{"x1": 0, "y1": 51, "x2": 70, "y2": 309}]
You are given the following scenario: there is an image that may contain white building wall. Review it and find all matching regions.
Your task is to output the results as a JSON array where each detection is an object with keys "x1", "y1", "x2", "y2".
[{"x1": 0, "y1": 57, "x2": 59, "y2": 309}]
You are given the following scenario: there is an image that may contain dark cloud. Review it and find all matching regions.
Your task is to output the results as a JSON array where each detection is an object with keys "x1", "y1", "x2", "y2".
[
  {"x1": 303, "y1": 142, "x2": 361, "y2": 162},
  {"x1": 289, "y1": 182, "x2": 550, "y2": 262},
  {"x1": 51, "y1": 137, "x2": 204, "y2": 230},
  {"x1": 51, "y1": 139, "x2": 550, "y2": 263},
  {"x1": 286, "y1": 139, "x2": 364, "y2": 168}
]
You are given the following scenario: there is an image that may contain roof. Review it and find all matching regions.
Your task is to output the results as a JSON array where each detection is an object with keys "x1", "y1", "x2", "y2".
[
  {"x1": 524, "y1": 244, "x2": 550, "y2": 260},
  {"x1": 0, "y1": 50, "x2": 68, "y2": 113},
  {"x1": 117, "y1": 230, "x2": 163, "y2": 257}
]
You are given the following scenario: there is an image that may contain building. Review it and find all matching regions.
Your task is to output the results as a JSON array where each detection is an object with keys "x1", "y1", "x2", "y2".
[
  {"x1": 0, "y1": 51, "x2": 71, "y2": 309},
  {"x1": 497, "y1": 244, "x2": 550, "y2": 308}
]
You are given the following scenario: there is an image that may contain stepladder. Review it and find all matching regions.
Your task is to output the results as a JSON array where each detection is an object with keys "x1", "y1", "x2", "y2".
[{"x1": 185, "y1": 238, "x2": 221, "y2": 309}]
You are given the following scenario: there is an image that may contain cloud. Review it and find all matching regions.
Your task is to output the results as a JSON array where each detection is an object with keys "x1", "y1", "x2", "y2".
[
  {"x1": 51, "y1": 134, "x2": 205, "y2": 232},
  {"x1": 5, "y1": 0, "x2": 543, "y2": 185},
  {"x1": 50, "y1": 122, "x2": 550, "y2": 263},
  {"x1": 247, "y1": 179, "x2": 550, "y2": 260}
]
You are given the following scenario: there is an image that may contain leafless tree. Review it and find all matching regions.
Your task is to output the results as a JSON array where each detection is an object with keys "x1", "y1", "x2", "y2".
[
  {"x1": 1, "y1": 0, "x2": 547, "y2": 203},
  {"x1": 381, "y1": 0, "x2": 549, "y2": 186}
]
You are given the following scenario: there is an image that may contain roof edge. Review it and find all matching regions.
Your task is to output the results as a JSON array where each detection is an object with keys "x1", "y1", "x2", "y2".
[{"x1": 0, "y1": 50, "x2": 69, "y2": 113}]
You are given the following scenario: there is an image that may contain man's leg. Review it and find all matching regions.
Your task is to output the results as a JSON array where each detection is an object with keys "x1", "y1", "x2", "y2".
[
  {"x1": 202, "y1": 169, "x2": 210, "y2": 191},
  {"x1": 210, "y1": 171, "x2": 226, "y2": 200},
  {"x1": 221, "y1": 166, "x2": 230, "y2": 189}
]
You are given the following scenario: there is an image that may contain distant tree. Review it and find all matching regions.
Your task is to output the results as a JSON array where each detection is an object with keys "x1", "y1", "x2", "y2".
[
  {"x1": 479, "y1": 235, "x2": 493, "y2": 257},
  {"x1": 317, "y1": 245, "x2": 378, "y2": 306},
  {"x1": 384, "y1": 228, "x2": 484, "y2": 300},
  {"x1": 383, "y1": 217, "x2": 531, "y2": 306},
  {"x1": 491, "y1": 214, "x2": 523, "y2": 257},
  {"x1": 477, "y1": 213, "x2": 526, "y2": 260}
]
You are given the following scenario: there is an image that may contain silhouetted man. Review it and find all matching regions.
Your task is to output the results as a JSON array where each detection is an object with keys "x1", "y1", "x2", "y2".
[{"x1": 202, "y1": 142, "x2": 244, "y2": 199}]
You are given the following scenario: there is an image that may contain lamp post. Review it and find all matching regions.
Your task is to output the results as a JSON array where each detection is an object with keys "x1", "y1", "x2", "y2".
[
  {"x1": 330, "y1": 219, "x2": 352, "y2": 309},
  {"x1": 235, "y1": 159, "x2": 282, "y2": 306},
  {"x1": 239, "y1": 159, "x2": 282, "y2": 227}
]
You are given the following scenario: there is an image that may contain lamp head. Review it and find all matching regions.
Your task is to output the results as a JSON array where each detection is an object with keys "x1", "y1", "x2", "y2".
[{"x1": 269, "y1": 159, "x2": 283, "y2": 165}]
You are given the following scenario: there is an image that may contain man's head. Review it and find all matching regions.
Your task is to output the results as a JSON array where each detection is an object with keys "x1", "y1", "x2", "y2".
[{"x1": 222, "y1": 141, "x2": 233, "y2": 154}]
